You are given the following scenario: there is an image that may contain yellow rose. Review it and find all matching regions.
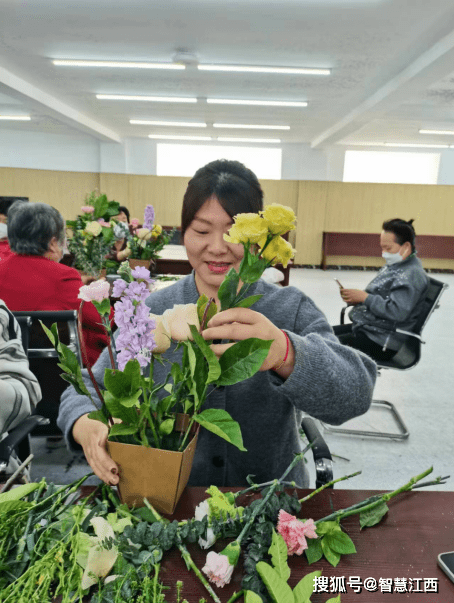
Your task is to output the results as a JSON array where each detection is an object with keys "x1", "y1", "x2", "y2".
[
  {"x1": 259, "y1": 235, "x2": 295, "y2": 268},
  {"x1": 136, "y1": 227, "x2": 153, "y2": 241},
  {"x1": 162, "y1": 303, "x2": 200, "y2": 341},
  {"x1": 84, "y1": 221, "x2": 103, "y2": 237},
  {"x1": 224, "y1": 213, "x2": 269, "y2": 244},
  {"x1": 149, "y1": 313, "x2": 171, "y2": 353},
  {"x1": 153, "y1": 224, "x2": 162, "y2": 235},
  {"x1": 261, "y1": 204, "x2": 296, "y2": 235}
]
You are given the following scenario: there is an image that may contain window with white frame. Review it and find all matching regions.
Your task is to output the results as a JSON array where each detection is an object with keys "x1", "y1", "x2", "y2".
[
  {"x1": 343, "y1": 150, "x2": 440, "y2": 184},
  {"x1": 157, "y1": 144, "x2": 282, "y2": 179}
]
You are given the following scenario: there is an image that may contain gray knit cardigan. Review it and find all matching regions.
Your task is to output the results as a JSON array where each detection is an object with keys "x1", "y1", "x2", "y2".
[{"x1": 58, "y1": 275, "x2": 376, "y2": 487}]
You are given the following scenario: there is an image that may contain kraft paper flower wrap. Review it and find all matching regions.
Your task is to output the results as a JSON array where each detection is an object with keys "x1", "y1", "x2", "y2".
[
  {"x1": 42, "y1": 203, "x2": 297, "y2": 513},
  {"x1": 66, "y1": 191, "x2": 120, "y2": 278}
]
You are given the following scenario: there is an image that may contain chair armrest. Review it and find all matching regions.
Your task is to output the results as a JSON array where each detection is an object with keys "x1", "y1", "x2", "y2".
[
  {"x1": 394, "y1": 328, "x2": 425, "y2": 343},
  {"x1": 300, "y1": 417, "x2": 333, "y2": 489},
  {"x1": 0, "y1": 416, "x2": 50, "y2": 466}
]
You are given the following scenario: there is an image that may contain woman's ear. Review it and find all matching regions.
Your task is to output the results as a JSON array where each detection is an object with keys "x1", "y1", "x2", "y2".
[{"x1": 401, "y1": 241, "x2": 412, "y2": 259}]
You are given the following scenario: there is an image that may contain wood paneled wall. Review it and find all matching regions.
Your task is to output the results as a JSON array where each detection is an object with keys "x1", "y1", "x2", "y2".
[{"x1": 2, "y1": 167, "x2": 453, "y2": 267}]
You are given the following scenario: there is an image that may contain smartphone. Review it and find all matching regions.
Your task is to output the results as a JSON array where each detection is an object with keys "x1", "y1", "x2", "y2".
[
  {"x1": 334, "y1": 278, "x2": 344, "y2": 289},
  {"x1": 438, "y1": 551, "x2": 454, "y2": 583}
]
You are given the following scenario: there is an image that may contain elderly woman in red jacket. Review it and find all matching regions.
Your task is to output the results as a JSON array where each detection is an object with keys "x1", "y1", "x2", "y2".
[{"x1": 0, "y1": 201, "x2": 112, "y2": 366}]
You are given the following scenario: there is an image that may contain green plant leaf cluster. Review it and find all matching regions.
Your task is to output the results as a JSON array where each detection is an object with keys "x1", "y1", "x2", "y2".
[{"x1": 305, "y1": 521, "x2": 356, "y2": 567}]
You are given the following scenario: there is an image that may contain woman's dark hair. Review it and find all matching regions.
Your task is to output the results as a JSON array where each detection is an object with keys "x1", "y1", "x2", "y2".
[
  {"x1": 117, "y1": 205, "x2": 130, "y2": 223},
  {"x1": 382, "y1": 218, "x2": 416, "y2": 252},
  {"x1": 181, "y1": 159, "x2": 264, "y2": 237},
  {"x1": 8, "y1": 202, "x2": 65, "y2": 255}
]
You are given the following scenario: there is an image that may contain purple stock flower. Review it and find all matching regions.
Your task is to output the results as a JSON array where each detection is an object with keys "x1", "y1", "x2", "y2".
[
  {"x1": 143, "y1": 205, "x2": 155, "y2": 229},
  {"x1": 112, "y1": 279, "x2": 128, "y2": 299},
  {"x1": 131, "y1": 266, "x2": 153, "y2": 283}
]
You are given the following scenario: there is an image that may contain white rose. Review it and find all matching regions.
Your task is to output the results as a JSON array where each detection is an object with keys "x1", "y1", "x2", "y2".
[
  {"x1": 149, "y1": 313, "x2": 171, "y2": 354},
  {"x1": 194, "y1": 500, "x2": 217, "y2": 549},
  {"x1": 84, "y1": 221, "x2": 103, "y2": 237},
  {"x1": 162, "y1": 303, "x2": 200, "y2": 341},
  {"x1": 136, "y1": 227, "x2": 153, "y2": 241}
]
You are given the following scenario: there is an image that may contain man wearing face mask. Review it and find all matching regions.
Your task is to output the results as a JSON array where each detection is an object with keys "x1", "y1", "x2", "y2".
[{"x1": 332, "y1": 218, "x2": 429, "y2": 361}]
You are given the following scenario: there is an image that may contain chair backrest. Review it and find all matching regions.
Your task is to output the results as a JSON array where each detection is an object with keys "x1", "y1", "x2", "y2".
[
  {"x1": 411, "y1": 276, "x2": 449, "y2": 336},
  {"x1": 377, "y1": 276, "x2": 448, "y2": 371},
  {"x1": 12, "y1": 310, "x2": 82, "y2": 436}
]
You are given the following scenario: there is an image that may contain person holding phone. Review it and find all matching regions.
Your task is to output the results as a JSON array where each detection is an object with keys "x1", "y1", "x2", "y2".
[{"x1": 332, "y1": 218, "x2": 428, "y2": 361}]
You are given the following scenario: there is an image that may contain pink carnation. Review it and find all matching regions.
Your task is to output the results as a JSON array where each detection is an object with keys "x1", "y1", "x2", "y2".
[
  {"x1": 81, "y1": 205, "x2": 95, "y2": 213},
  {"x1": 78, "y1": 280, "x2": 111, "y2": 303},
  {"x1": 97, "y1": 218, "x2": 111, "y2": 227},
  {"x1": 202, "y1": 551, "x2": 234, "y2": 588},
  {"x1": 130, "y1": 218, "x2": 140, "y2": 229},
  {"x1": 277, "y1": 510, "x2": 318, "y2": 555}
]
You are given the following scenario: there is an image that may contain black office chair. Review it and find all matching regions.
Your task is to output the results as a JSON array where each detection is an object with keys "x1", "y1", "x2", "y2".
[
  {"x1": 0, "y1": 314, "x2": 49, "y2": 476},
  {"x1": 12, "y1": 310, "x2": 82, "y2": 436},
  {"x1": 301, "y1": 416, "x2": 333, "y2": 488},
  {"x1": 324, "y1": 276, "x2": 449, "y2": 439}
]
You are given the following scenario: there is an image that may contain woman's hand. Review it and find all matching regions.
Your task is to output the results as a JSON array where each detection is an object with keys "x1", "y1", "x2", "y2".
[
  {"x1": 72, "y1": 414, "x2": 119, "y2": 485},
  {"x1": 340, "y1": 288, "x2": 368, "y2": 305},
  {"x1": 202, "y1": 307, "x2": 295, "y2": 377}
]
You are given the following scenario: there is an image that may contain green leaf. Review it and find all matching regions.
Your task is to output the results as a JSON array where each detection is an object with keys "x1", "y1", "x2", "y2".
[
  {"x1": 195, "y1": 408, "x2": 246, "y2": 451},
  {"x1": 245, "y1": 591, "x2": 263, "y2": 603},
  {"x1": 360, "y1": 501, "x2": 389, "y2": 529},
  {"x1": 305, "y1": 538, "x2": 323, "y2": 565},
  {"x1": 234, "y1": 294, "x2": 263, "y2": 309},
  {"x1": 0, "y1": 500, "x2": 32, "y2": 514},
  {"x1": 0, "y1": 482, "x2": 40, "y2": 503},
  {"x1": 119, "y1": 390, "x2": 142, "y2": 408},
  {"x1": 239, "y1": 257, "x2": 268, "y2": 284},
  {"x1": 88, "y1": 408, "x2": 110, "y2": 426},
  {"x1": 188, "y1": 325, "x2": 221, "y2": 383},
  {"x1": 314, "y1": 521, "x2": 338, "y2": 535},
  {"x1": 197, "y1": 294, "x2": 218, "y2": 327},
  {"x1": 159, "y1": 418, "x2": 175, "y2": 435},
  {"x1": 104, "y1": 359, "x2": 141, "y2": 399},
  {"x1": 256, "y1": 561, "x2": 295, "y2": 603},
  {"x1": 103, "y1": 391, "x2": 140, "y2": 425},
  {"x1": 292, "y1": 570, "x2": 322, "y2": 603},
  {"x1": 92, "y1": 298, "x2": 112, "y2": 317},
  {"x1": 324, "y1": 531, "x2": 356, "y2": 555},
  {"x1": 321, "y1": 539, "x2": 341, "y2": 567},
  {"x1": 217, "y1": 338, "x2": 272, "y2": 386},
  {"x1": 269, "y1": 531, "x2": 290, "y2": 582},
  {"x1": 109, "y1": 423, "x2": 139, "y2": 437},
  {"x1": 326, "y1": 596, "x2": 341, "y2": 603},
  {"x1": 218, "y1": 268, "x2": 240, "y2": 311}
]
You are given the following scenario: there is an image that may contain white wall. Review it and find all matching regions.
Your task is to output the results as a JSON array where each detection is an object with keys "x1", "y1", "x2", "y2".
[{"x1": 437, "y1": 149, "x2": 454, "y2": 185}]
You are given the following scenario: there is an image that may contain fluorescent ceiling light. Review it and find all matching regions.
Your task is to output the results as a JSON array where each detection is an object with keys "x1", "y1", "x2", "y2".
[
  {"x1": 148, "y1": 134, "x2": 211, "y2": 141},
  {"x1": 207, "y1": 98, "x2": 307, "y2": 107},
  {"x1": 213, "y1": 123, "x2": 290, "y2": 130},
  {"x1": 385, "y1": 142, "x2": 449, "y2": 149},
  {"x1": 53, "y1": 60, "x2": 184, "y2": 70},
  {"x1": 97, "y1": 95, "x2": 197, "y2": 103},
  {"x1": 419, "y1": 129, "x2": 454, "y2": 136},
  {"x1": 131, "y1": 120, "x2": 206, "y2": 127},
  {"x1": 0, "y1": 115, "x2": 31, "y2": 121},
  {"x1": 199, "y1": 64, "x2": 330, "y2": 75},
  {"x1": 217, "y1": 137, "x2": 281, "y2": 144}
]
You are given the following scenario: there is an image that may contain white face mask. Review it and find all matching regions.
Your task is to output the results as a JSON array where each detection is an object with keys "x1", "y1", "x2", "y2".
[
  {"x1": 0, "y1": 223, "x2": 7, "y2": 239},
  {"x1": 382, "y1": 251, "x2": 403, "y2": 265}
]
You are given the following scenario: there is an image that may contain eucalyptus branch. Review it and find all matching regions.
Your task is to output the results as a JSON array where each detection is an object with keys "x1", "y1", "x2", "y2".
[
  {"x1": 299, "y1": 471, "x2": 362, "y2": 503},
  {"x1": 315, "y1": 466, "x2": 434, "y2": 525}
]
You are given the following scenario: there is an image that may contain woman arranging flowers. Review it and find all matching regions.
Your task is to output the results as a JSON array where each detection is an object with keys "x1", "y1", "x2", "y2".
[{"x1": 58, "y1": 159, "x2": 376, "y2": 489}]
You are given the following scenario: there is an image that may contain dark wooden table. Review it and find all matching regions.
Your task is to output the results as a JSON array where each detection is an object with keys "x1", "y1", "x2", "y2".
[{"x1": 80, "y1": 486, "x2": 454, "y2": 602}]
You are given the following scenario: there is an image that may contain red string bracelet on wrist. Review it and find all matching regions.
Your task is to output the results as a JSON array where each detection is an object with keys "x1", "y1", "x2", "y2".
[{"x1": 273, "y1": 330, "x2": 290, "y2": 371}]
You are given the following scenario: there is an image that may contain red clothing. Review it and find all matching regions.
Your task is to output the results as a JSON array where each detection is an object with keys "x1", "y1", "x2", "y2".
[
  {"x1": 0, "y1": 239, "x2": 13, "y2": 262},
  {"x1": 0, "y1": 254, "x2": 113, "y2": 366}
]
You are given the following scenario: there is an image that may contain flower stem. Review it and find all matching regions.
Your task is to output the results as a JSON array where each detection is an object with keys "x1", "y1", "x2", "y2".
[
  {"x1": 299, "y1": 471, "x2": 362, "y2": 503},
  {"x1": 315, "y1": 466, "x2": 434, "y2": 524},
  {"x1": 226, "y1": 591, "x2": 244, "y2": 603},
  {"x1": 200, "y1": 297, "x2": 216, "y2": 332},
  {"x1": 142, "y1": 499, "x2": 221, "y2": 603}
]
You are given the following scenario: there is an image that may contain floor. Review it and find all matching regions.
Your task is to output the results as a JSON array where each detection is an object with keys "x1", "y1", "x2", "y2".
[{"x1": 29, "y1": 267, "x2": 454, "y2": 492}]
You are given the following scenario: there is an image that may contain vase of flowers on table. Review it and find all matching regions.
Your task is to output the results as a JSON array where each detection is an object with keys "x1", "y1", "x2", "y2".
[
  {"x1": 66, "y1": 191, "x2": 119, "y2": 278},
  {"x1": 43, "y1": 204, "x2": 296, "y2": 514},
  {"x1": 125, "y1": 205, "x2": 176, "y2": 271}
]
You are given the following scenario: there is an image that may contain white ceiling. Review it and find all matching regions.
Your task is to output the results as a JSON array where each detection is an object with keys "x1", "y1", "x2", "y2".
[{"x1": 3, "y1": 0, "x2": 454, "y2": 148}]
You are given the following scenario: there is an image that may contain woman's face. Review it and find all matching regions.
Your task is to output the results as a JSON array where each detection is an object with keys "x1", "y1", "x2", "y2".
[
  {"x1": 184, "y1": 195, "x2": 244, "y2": 295},
  {"x1": 380, "y1": 230, "x2": 411, "y2": 259},
  {"x1": 116, "y1": 211, "x2": 129, "y2": 223}
]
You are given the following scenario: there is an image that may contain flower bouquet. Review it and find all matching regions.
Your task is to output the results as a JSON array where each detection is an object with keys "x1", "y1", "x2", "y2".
[
  {"x1": 125, "y1": 204, "x2": 176, "y2": 265},
  {"x1": 66, "y1": 191, "x2": 120, "y2": 278},
  {"x1": 43, "y1": 203, "x2": 297, "y2": 513}
]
